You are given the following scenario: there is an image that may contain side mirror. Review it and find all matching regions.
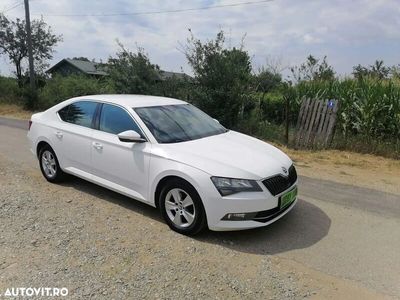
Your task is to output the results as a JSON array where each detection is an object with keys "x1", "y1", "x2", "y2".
[{"x1": 117, "y1": 130, "x2": 146, "y2": 143}]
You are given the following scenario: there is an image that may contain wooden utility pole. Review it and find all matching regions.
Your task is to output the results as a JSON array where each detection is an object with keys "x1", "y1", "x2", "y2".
[
  {"x1": 24, "y1": 0, "x2": 35, "y2": 90},
  {"x1": 285, "y1": 95, "x2": 289, "y2": 145}
]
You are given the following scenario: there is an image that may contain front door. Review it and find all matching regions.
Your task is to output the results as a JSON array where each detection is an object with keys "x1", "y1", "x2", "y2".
[{"x1": 90, "y1": 103, "x2": 151, "y2": 202}]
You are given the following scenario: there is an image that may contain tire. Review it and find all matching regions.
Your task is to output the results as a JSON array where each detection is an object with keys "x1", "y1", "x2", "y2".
[
  {"x1": 159, "y1": 178, "x2": 207, "y2": 236},
  {"x1": 38, "y1": 145, "x2": 66, "y2": 183}
]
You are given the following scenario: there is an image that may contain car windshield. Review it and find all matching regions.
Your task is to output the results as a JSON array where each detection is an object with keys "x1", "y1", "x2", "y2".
[{"x1": 135, "y1": 104, "x2": 228, "y2": 143}]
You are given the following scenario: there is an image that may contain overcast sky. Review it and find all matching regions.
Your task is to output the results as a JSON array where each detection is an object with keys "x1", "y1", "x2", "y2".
[{"x1": 1, "y1": 0, "x2": 399, "y2": 77}]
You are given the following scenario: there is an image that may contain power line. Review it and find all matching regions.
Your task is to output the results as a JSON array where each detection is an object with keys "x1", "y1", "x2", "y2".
[
  {"x1": 1, "y1": 1, "x2": 23, "y2": 14},
  {"x1": 1, "y1": 0, "x2": 42, "y2": 14},
  {"x1": 33, "y1": 0, "x2": 274, "y2": 17}
]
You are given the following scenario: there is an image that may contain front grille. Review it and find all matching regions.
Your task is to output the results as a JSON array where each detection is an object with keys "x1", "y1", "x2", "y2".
[{"x1": 262, "y1": 165, "x2": 297, "y2": 196}]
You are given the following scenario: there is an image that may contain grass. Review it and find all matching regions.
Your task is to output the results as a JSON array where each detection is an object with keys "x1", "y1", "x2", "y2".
[
  {"x1": 0, "y1": 103, "x2": 35, "y2": 120},
  {"x1": 250, "y1": 121, "x2": 400, "y2": 160}
]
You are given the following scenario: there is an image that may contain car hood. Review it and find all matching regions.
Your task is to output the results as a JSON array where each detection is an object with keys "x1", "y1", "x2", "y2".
[{"x1": 153, "y1": 130, "x2": 293, "y2": 180}]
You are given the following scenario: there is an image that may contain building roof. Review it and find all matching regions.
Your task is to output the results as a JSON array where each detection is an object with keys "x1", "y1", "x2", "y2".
[
  {"x1": 48, "y1": 58, "x2": 191, "y2": 80},
  {"x1": 159, "y1": 70, "x2": 191, "y2": 81},
  {"x1": 69, "y1": 94, "x2": 187, "y2": 108},
  {"x1": 47, "y1": 59, "x2": 108, "y2": 76}
]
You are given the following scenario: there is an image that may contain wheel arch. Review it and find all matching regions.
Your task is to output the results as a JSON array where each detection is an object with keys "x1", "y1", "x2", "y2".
[
  {"x1": 36, "y1": 138, "x2": 54, "y2": 158},
  {"x1": 153, "y1": 172, "x2": 202, "y2": 209}
]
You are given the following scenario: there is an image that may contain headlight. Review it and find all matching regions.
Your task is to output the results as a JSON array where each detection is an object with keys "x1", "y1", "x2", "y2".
[{"x1": 211, "y1": 177, "x2": 262, "y2": 196}]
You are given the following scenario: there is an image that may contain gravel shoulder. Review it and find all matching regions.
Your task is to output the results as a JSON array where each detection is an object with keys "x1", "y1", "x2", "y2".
[{"x1": 0, "y1": 153, "x2": 392, "y2": 299}]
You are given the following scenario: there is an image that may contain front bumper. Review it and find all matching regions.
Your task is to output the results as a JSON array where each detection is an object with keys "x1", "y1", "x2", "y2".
[
  {"x1": 209, "y1": 198, "x2": 297, "y2": 231},
  {"x1": 203, "y1": 181, "x2": 298, "y2": 231}
]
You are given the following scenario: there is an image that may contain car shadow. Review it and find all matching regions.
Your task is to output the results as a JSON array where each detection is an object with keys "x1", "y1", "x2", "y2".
[
  {"x1": 60, "y1": 177, "x2": 331, "y2": 255},
  {"x1": 196, "y1": 198, "x2": 331, "y2": 255},
  {"x1": 59, "y1": 176, "x2": 163, "y2": 223}
]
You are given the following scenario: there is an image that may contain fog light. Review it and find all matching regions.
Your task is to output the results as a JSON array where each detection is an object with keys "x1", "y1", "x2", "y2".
[{"x1": 221, "y1": 212, "x2": 257, "y2": 221}]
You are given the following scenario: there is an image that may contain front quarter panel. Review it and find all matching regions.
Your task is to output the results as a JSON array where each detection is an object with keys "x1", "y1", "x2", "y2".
[{"x1": 148, "y1": 153, "x2": 215, "y2": 207}]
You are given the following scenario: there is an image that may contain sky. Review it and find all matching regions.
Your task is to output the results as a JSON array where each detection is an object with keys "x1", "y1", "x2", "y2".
[{"x1": 1, "y1": 0, "x2": 399, "y2": 78}]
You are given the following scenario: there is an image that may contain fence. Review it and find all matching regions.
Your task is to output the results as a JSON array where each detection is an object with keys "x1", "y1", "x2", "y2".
[{"x1": 295, "y1": 98, "x2": 339, "y2": 149}]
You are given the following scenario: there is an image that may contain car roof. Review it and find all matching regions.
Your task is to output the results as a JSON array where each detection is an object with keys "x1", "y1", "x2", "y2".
[{"x1": 70, "y1": 94, "x2": 187, "y2": 108}]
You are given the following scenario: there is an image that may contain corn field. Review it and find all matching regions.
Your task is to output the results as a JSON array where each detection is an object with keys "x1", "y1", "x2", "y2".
[{"x1": 288, "y1": 78, "x2": 400, "y2": 140}]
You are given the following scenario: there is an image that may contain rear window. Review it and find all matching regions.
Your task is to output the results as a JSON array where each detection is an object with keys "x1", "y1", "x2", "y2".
[{"x1": 58, "y1": 101, "x2": 98, "y2": 128}]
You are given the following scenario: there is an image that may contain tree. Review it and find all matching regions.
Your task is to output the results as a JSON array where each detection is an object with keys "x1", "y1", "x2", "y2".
[
  {"x1": 352, "y1": 64, "x2": 369, "y2": 80},
  {"x1": 370, "y1": 60, "x2": 390, "y2": 80},
  {"x1": 182, "y1": 30, "x2": 252, "y2": 128},
  {"x1": 71, "y1": 57, "x2": 90, "y2": 61},
  {"x1": 253, "y1": 67, "x2": 282, "y2": 93},
  {"x1": 107, "y1": 42, "x2": 160, "y2": 94},
  {"x1": 290, "y1": 55, "x2": 335, "y2": 82},
  {"x1": 353, "y1": 60, "x2": 390, "y2": 80},
  {"x1": 390, "y1": 64, "x2": 400, "y2": 79},
  {"x1": 155, "y1": 73, "x2": 192, "y2": 100},
  {"x1": 0, "y1": 14, "x2": 62, "y2": 86}
]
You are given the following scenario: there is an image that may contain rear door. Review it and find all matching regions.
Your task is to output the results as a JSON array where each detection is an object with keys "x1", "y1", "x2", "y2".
[
  {"x1": 53, "y1": 101, "x2": 99, "y2": 177},
  {"x1": 90, "y1": 103, "x2": 152, "y2": 202}
]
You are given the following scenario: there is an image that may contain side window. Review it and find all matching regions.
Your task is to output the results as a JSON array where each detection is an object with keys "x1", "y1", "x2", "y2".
[
  {"x1": 99, "y1": 104, "x2": 143, "y2": 136},
  {"x1": 58, "y1": 101, "x2": 97, "y2": 128},
  {"x1": 58, "y1": 105, "x2": 70, "y2": 121}
]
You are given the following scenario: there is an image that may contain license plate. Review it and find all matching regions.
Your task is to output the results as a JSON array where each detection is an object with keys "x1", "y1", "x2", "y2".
[{"x1": 280, "y1": 186, "x2": 297, "y2": 209}]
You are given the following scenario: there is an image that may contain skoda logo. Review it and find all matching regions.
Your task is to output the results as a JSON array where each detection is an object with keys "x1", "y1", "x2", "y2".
[{"x1": 282, "y1": 167, "x2": 288, "y2": 175}]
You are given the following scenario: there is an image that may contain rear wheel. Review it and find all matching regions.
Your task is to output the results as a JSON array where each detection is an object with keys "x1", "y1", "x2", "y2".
[
  {"x1": 39, "y1": 145, "x2": 65, "y2": 183},
  {"x1": 159, "y1": 179, "x2": 207, "y2": 235}
]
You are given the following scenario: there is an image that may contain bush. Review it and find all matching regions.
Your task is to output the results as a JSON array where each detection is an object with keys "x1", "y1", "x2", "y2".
[
  {"x1": 107, "y1": 44, "x2": 160, "y2": 95},
  {"x1": 0, "y1": 76, "x2": 21, "y2": 104},
  {"x1": 332, "y1": 133, "x2": 399, "y2": 159},
  {"x1": 154, "y1": 75, "x2": 192, "y2": 100},
  {"x1": 38, "y1": 75, "x2": 114, "y2": 109}
]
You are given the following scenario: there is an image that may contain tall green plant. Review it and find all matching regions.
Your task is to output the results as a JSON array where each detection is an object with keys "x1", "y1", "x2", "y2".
[
  {"x1": 182, "y1": 30, "x2": 252, "y2": 128},
  {"x1": 286, "y1": 78, "x2": 400, "y2": 140}
]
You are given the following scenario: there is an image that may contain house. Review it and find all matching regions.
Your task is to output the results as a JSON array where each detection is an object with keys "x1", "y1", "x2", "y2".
[
  {"x1": 47, "y1": 58, "x2": 108, "y2": 77},
  {"x1": 47, "y1": 58, "x2": 191, "y2": 81},
  {"x1": 158, "y1": 70, "x2": 191, "y2": 81}
]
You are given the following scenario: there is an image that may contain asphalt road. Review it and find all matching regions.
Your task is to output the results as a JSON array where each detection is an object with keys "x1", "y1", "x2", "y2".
[{"x1": 0, "y1": 116, "x2": 399, "y2": 298}]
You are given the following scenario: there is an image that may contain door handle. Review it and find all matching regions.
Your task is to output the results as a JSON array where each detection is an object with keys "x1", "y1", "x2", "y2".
[
  {"x1": 55, "y1": 131, "x2": 63, "y2": 138},
  {"x1": 92, "y1": 142, "x2": 103, "y2": 150}
]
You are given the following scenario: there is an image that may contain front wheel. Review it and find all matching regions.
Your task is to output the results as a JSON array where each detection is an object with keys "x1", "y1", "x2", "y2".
[{"x1": 159, "y1": 179, "x2": 207, "y2": 235}]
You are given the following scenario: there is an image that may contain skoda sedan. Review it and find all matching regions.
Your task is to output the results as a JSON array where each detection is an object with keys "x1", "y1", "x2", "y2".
[{"x1": 27, "y1": 95, "x2": 297, "y2": 235}]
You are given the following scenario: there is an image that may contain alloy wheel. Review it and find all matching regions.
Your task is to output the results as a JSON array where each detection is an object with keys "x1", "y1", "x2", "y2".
[
  {"x1": 41, "y1": 150, "x2": 57, "y2": 179},
  {"x1": 165, "y1": 188, "x2": 196, "y2": 228}
]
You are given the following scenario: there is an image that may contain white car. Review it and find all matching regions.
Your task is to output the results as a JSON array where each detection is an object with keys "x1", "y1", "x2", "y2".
[{"x1": 27, "y1": 95, "x2": 297, "y2": 235}]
